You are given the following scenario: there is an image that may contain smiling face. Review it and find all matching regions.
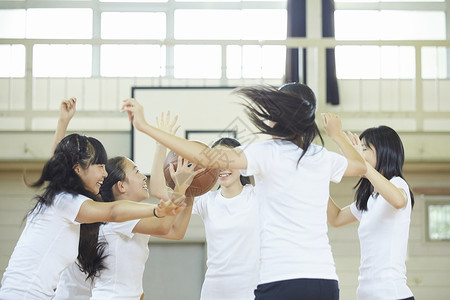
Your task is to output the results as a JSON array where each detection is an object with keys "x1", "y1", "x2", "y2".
[
  {"x1": 119, "y1": 158, "x2": 149, "y2": 202},
  {"x1": 215, "y1": 145, "x2": 242, "y2": 189},
  {"x1": 76, "y1": 163, "x2": 108, "y2": 195}
]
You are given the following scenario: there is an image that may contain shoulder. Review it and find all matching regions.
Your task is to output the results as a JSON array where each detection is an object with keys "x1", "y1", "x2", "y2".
[
  {"x1": 54, "y1": 192, "x2": 91, "y2": 209},
  {"x1": 390, "y1": 176, "x2": 409, "y2": 190}
]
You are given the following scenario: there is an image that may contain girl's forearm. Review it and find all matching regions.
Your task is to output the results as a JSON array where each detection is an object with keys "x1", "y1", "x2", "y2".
[
  {"x1": 51, "y1": 118, "x2": 70, "y2": 154},
  {"x1": 140, "y1": 122, "x2": 208, "y2": 166},
  {"x1": 109, "y1": 201, "x2": 156, "y2": 222},
  {"x1": 332, "y1": 133, "x2": 366, "y2": 176},
  {"x1": 150, "y1": 144, "x2": 170, "y2": 200},
  {"x1": 164, "y1": 197, "x2": 194, "y2": 240},
  {"x1": 139, "y1": 122, "x2": 246, "y2": 169},
  {"x1": 365, "y1": 165, "x2": 407, "y2": 209}
]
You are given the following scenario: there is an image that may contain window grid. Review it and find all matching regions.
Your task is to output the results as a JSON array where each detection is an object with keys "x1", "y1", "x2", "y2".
[{"x1": 426, "y1": 198, "x2": 450, "y2": 241}]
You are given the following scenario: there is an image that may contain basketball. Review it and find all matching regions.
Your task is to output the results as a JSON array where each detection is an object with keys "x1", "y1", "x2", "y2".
[{"x1": 163, "y1": 146, "x2": 219, "y2": 197}]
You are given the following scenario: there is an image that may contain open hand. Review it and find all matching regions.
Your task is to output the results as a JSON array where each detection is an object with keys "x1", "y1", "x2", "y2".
[
  {"x1": 155, "y1": 194, "x2": 187, "y2": 217},
  {"x1": 321, "y1": 112, "x2": 343, "y2": 139},
  {"x1": 121, "y1": 98, "x2": 147, "y2": 131},
  {"x1": 156, "y1": 110, "x2": 180, "y2": 135},
  {"x1": 343, "y1": 131, "x2": 363, "y2": 156},
  {"x1": 170, "y1": 156, "x2": 205, "y2": 193}
]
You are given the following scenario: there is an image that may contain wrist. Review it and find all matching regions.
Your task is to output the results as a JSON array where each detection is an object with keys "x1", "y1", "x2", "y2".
[
  {"x1": 173, "y1": 186, "x2": 187, "y2": 195},
  {"x1": 153, "y1": 207, "x2": 165, "y2": 218}
]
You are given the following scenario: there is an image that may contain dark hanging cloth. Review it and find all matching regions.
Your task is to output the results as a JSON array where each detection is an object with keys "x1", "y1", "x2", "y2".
[
  {"x1": 322, "y1": 0, "x2": 340, "y2": 105},
  {"x1": 285, "y1": 0, "x2": 307, "y2": 84}
]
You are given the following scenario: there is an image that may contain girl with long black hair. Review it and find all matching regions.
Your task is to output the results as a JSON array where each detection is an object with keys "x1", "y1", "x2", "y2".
[
  {"x1": 0, "y1": 98, "x2": 184, "y2": 300},
  {"x1": 327, "y1": 126, "x2": 415, "y2": 300}
]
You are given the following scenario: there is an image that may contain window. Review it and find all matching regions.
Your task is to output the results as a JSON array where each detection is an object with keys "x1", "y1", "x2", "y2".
[
  {"x1": 0, "y1": 2, "x2": 287, "y2": 79},
  {"x1": 26, "y1": 9, "x2": 93, "y2": 39},
  {"x1": 101, "y1": 12, "x2": 166, "y2": 39},
  {"x1": 33, "y1": 45, "x2": 92, "y2": 77},
  {"x1": 0, "y1": 45, "x2": 26, "y2": 77},
  {"x1": 334, "y1": 2, "x2": 447, "y2": 79},
  {"x1": 101, "y1": 45, "x2": 166, "y2": 77},
  {"x1": 426, "y1": 198, "x2": 450, "y2": 241}
]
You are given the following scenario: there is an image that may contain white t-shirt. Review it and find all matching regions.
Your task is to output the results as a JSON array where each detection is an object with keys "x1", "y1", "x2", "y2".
[
  {"x1": 53, "y1": 219, "x2": 148, "y2": 300},
  {"x1": 193, "y1": 184, "x2": 259, "y2": 300},
  {"x1": 0, "y1": 192, "x2": 90, "y2": 300},
  {"x1": 90, "y1": 219, "x2": 148, "y2": 300},
  {"x1": 53, "y1": 261, "x2": 93, "y2": 300},
  {"x1": 350, "y1": 176, "x2": 414, "y2": 300},
  {"x1": 241, "y1": 139, "x2": 347, "y2": 284}
]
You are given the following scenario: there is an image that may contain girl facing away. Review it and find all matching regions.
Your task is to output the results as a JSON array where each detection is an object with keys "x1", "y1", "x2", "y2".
[
  {"x1": 151, "y1": 136, "x2": 260, "y2": 300},
  {"x1": 0, "y1": 99, "x2": 185, "y2": 300},
  {"x1": 52, "y1": 108, "x2": 200, "y2": 300},
  {"x1": 121, "y1": 82, "x2": 367, "y2": 300},
  {"x1": 327, "y1": 126, "x2": 415, "y2": 300}
]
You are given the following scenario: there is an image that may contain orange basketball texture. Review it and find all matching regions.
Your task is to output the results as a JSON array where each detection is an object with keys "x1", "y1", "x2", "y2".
[{"x1": 163, "y1": 150, "x2": 219, "y2": 197}]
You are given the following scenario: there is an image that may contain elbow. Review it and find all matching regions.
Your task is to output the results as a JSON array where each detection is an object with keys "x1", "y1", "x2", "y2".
[
  {"x1": 155, "y1": 225, "x2": 171, "y2": 236},
  {"x1": 327, "y1": 219, "x2": 342, "y2": 228},
  {"x1": 170, "y1": 233, "x2": 185, "y2": 241},
  {"x1": 391, "y1": 199, "x2": 407, "y2": 210},
  {"x1": 327, "y1": 220, "x2": 338, "y2": 228}
]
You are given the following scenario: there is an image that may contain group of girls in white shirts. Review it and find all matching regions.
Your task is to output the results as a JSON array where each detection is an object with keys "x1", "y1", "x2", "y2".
[{"x1": 0, "y1": 82, "x2": 415, "y2": 300}]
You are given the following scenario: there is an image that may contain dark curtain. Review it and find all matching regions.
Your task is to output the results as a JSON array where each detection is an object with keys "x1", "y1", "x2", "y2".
[
  {"x1": 322, "y1": 0, "x2": 340, "y2": 105},
  {"x1": 285, "y1": 0, "x2": 306, "y2": 84},
  {"x1": 285, "y1": 0, "x2": 340, "y2": 105}
]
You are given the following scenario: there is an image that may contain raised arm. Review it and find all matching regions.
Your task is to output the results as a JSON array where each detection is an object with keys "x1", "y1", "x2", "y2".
[
  {"x1": 149, "y1": 111, "x2": 180, "y2": 200},
  {"x1": 344, "y1": 131, "x2": 408, "y2": 209},
  {"x1": 137, "y1": 111, "x2": 201, "y2": 238},
  {"x1": 121, "y1": 98, "x2": 248, "y2": 170},
  {"x1": 327, "y1": 197, "x2": 357, "y2": 227},
  {"x1": 321, "y1": 112, "x2": 367, "y2": 177},
  {"x1": 138, "y1": 154, "x2": 203, "y2": 238},
  {"x1": 365, "y1": 163, "x2": 408, "y2": 209},
  {"x1": 51, "y1": 98, "x2": 77, "y2": 154}
]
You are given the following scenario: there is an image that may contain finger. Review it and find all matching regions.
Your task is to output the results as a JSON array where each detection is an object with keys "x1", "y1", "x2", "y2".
[
  {"x1": 172, "y1": 195, "x2": 186, "y2": 205},
  {"x1": 178, "y1": 155, "x2": 184, "y2": 166},
  {"x1": 321, "y1": 113, "x2": 328, "y2": 125},
  {"x1": 173, "y1": 124, "x2": 181, "y2": 135},
  {"x1": 165, "y1": 110, "x2": 171, "y2": 125},
  {"x1": 169, "y1": 114, "x2": 178, "y2": 128},
  {"x1": 193, "y1": 168, "x2": 206, "y2": 176},
  {"x1": 168, "y1": 163, "x2": 176, "y2": 178},
  {"x1": 127, "y1": 111, "x2": 134, "y2": 122}
]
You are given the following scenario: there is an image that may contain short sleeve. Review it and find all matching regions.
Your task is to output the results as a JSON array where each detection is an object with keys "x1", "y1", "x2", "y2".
[
  {"x1": 106, "y1": 219, "x2": 141, "y2": 239},
  {"x1": 192, "y1": 194, "x2": 206, "y2": 217},
  {"x1": 54, "y1": 193, "x2": 91, "y2": 224},
  {"x1": 390, "y1": 177, "x2": 409, "y2": 194},
  {"x1": 329, "y1": 151, "x2": 348, "y2": 183},
  {"x1": 239, "y1": 143, "x2": 264, "y2": 177},
  {"x1": 350, "y1": 202, "x2": 362, "y2": 221}
]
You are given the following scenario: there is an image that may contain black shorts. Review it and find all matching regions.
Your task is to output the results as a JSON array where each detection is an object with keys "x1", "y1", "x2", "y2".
[{"x1": 254, "y1": 278, "x2": 339, "y2": 300}]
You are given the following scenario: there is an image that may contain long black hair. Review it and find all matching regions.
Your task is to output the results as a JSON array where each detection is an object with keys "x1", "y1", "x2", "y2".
[
  {"x1": 234, "y1": 82, "x2": 323, "y2": 165},
  {"x1": 27, "y1": 133, "x2": 108, "y2": 281},
  {"x1": 354, "y1": 126, "x2": 415, "y2": 211}
]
